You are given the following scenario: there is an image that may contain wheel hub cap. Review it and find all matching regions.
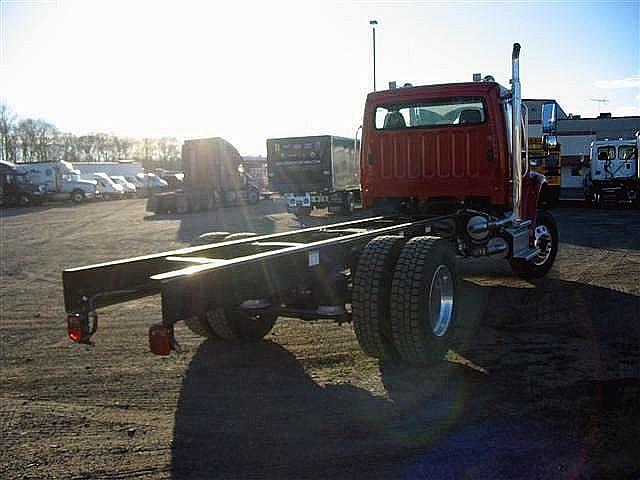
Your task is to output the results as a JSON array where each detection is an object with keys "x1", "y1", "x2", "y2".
[
  {"x1": 428, "y1": 265, "x2": 454, "y2": 337},
  {"x1": 533, "y1": 224, "x2": 553, "y2": 266}
]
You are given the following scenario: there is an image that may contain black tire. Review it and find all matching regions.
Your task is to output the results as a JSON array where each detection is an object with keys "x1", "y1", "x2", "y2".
[
  {"x1": 72, "y1": 190, "x2": 85, "y2": 204},
  {"x1": 183, "y1": 316, "x2": 219, "y2": 339},
  {"x1": 207, "y1": 308, "x2": 277, "y2": 342},
  {"x1": 390, "y1": 236, "x2": 458, "y2": 365},
  {"x1": 18, "y1": 194, "x2": 31, "y2": 207},
  {"x1": 352, "y1": 235, "x2": 405, "y2": 360},
  {"x1": 343, "y1": 192, "x2": 356, "y2": 215},
  {"x1": 584, "y1": 190, "x2": 593, "y2": 207},
  {"x1": 510, "y1": 210, "x2": 559, "y2": 280},
  {"x1": 247, "y1": 189, "x2": 259, "y2": 205}
]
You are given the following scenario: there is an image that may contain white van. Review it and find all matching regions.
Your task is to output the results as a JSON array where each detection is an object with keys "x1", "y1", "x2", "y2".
[
  {"x1": 111, "y1": 175, "x2": 137, "y2": 197},
  {"x1": 91, "y1": 173, "x2": 125, "y2": 200}
]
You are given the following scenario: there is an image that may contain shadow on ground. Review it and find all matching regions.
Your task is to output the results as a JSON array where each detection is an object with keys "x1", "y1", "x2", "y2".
[
  {"x1": 0, "y1": 200, "x2": 92, "y2": 218},
  {"x1": 551, "y1": 206, "x2": 640, "y2": 250},
  {"x1": 144, "y1": 197, "x2": 298, "y2": 243},
  {"x1": 171, "y1": 277, "x2": 639, "y2": 479}
]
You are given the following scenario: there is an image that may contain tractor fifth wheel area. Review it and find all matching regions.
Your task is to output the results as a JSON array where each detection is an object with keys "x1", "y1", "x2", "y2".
[{"x1": 62, "y1": 43, "x2": 559, "y2": 364}]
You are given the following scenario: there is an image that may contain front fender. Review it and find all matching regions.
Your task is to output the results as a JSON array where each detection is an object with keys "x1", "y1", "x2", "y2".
[{"x1": 521, "y1": 171, "x2": 546, "y2": 225}]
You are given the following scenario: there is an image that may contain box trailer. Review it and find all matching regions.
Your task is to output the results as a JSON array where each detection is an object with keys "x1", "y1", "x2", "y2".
[
  {"x1": 266, "y1": 135, "x2": 360, "y2": 215},
  {"x1": 147, "y1": 138, "x2": 259, "y2": 214}
]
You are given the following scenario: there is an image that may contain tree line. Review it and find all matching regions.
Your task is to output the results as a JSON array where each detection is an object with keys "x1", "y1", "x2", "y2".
[{"x1": 0, "y1": 103, "x2": 181, "y2": 170}]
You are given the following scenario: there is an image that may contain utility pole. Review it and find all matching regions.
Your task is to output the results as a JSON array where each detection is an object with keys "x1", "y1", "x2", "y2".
[{"x1": 370, "y1": 20, "x2": 378, "y2": 92}]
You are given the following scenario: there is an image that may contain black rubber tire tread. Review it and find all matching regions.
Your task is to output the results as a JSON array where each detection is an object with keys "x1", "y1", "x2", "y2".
[
  {"x1": 72, "y1": 190, "x2": 84, "y2": 204},
  {"x1": 352, "y1": 235, "x2": 405, "y2": 359},
  {"x1": 510, "y1": 210, "x2": 559, "y2": 280},
  {"x1": 208, "y1": 308, "x2": 277, "y2": 343},
  {"x1": 183, "y1": 316, "x2": 218, "y2": 339},
  {"x1": 247, "y1": 189, "x2": 259, "y2": 205},
  {"x1": 390, "y1": 236, "x2": 458, "y2": 365}
]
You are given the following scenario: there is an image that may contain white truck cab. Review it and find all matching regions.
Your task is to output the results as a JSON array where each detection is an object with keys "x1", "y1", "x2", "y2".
[
  {"x1": 17, "y1": 161, "x2": 97, "y2": 203},
  {"x1": 584, "y1": 138, "x2": 639, "y2": 206},
  {"x1": 91, "y1": 173, "x2": 125, "y2": 200}
]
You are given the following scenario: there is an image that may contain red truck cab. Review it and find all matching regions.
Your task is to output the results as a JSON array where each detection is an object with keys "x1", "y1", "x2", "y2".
[{"x1": 361, "y1": 81, "x2": 516, "y2": 212}]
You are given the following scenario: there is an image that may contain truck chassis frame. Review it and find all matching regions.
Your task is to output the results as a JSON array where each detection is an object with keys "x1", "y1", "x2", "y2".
[{"x1": 63, "y1": 214, "x2": 470, "y2": 345}]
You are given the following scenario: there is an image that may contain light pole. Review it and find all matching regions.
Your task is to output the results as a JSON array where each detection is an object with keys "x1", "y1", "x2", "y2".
[{"x1": 370, "y1": 20, "x2": 378, "y2": 92}]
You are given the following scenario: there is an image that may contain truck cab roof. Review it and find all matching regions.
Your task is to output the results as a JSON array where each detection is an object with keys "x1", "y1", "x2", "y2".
[{"x1": 366, "y1": 81, "x2": 508, "y2": 105}]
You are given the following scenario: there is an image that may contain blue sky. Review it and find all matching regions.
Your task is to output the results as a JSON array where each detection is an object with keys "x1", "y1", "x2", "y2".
[{"x1": 1, "y1": 0, "x2": 638, "y2": 155}]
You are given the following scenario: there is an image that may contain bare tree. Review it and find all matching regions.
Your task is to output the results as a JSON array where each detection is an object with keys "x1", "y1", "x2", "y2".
[
  {"x1": 33, "y1": 119, "x2": 58, "y2": 161},
  {"x1": 0, "y1": 103, "x2": 18, "y2": 162}
]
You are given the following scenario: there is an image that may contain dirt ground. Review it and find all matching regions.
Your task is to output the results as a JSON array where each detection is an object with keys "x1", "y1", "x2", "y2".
[{"x1": 1, "y1": 198, "x2": 639, "y2": 479}]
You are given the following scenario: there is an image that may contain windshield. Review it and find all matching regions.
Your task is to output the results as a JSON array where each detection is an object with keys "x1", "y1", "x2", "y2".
[
  {"x1": 597, "y1": 146, "x2": 616, "y2": 160},
  {"x1": 97, "y1": 175, "x2": 117, "y2": 186},
  {"x1": 375, "y1": 98, "x2": 486, "y2": 130},
  {"x1": 619, "y1": 145, "x2": 637, "y2": 160}
]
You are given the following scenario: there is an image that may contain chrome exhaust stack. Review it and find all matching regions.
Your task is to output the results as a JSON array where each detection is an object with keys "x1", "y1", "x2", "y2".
[{"x1": 511, "y1": 43, "x2": 522, "y2": 220}]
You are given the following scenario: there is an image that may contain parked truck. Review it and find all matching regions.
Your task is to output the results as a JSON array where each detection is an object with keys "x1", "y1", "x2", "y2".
[
  {"x1": 16, "y1": 160, "x2": 97, "y2": 203},
  {"x1": 147, "y1": 137, "x2": 259, "y2": 214},
  {"x1": 62, "y1": 43, "x2": 559, "y2": 365},
  {"x1": 0, "y1": 160, "x2": 46, "y2": 207},
  {"x1": 583, "y1": 136, "x2": 639, "y2": 207},
  {"x1": 267, "y1": 135, "x2": 360, "y2": 215}
]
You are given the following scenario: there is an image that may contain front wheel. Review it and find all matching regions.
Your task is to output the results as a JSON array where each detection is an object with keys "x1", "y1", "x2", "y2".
[
  {"x1": 71, "y1": 190, "x2": 85, "y2": 204},
  {"x1": 343, "y1": 192, "x2": 356, "y2": 215},
  {"x1": 510, "y1": 210, "x2": 559, "y2": 280}
]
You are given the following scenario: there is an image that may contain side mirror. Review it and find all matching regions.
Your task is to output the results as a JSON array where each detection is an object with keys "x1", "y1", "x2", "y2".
[{"x1": 541, "y1": 102, "x2": 557, "y2": 134}]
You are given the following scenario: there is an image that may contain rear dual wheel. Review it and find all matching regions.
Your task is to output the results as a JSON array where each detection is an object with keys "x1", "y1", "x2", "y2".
[
  {"x1": 352, "y1": 236, "x2": 405, "y2": 360},
  {"x1": 390, "y1": 237, "x2": 458, "y2": 364},
  {"x1": 352, "y1": 235, "x2": 458, "y2": 365}
]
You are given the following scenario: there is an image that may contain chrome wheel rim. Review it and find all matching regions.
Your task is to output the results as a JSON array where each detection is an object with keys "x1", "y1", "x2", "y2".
[
  {"x1": 533, "y1": 224, "x2": 553, "y2": 266},
  {"x1": 428, "y1": 264, "x2": 454, "y2": 337}
]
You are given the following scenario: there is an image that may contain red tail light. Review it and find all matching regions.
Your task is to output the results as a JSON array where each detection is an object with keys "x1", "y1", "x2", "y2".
[
  {"x1": 149, "y1": 324, "x2": 173, "y2": 356},
  {"x1": 67, "y1": 314, "x2": 84, "y2": 342}
]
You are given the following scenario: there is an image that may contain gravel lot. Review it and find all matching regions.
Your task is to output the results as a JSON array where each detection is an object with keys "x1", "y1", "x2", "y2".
[{"x1": 1, "y1": 199, "x2": 639, "y2": 479}]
